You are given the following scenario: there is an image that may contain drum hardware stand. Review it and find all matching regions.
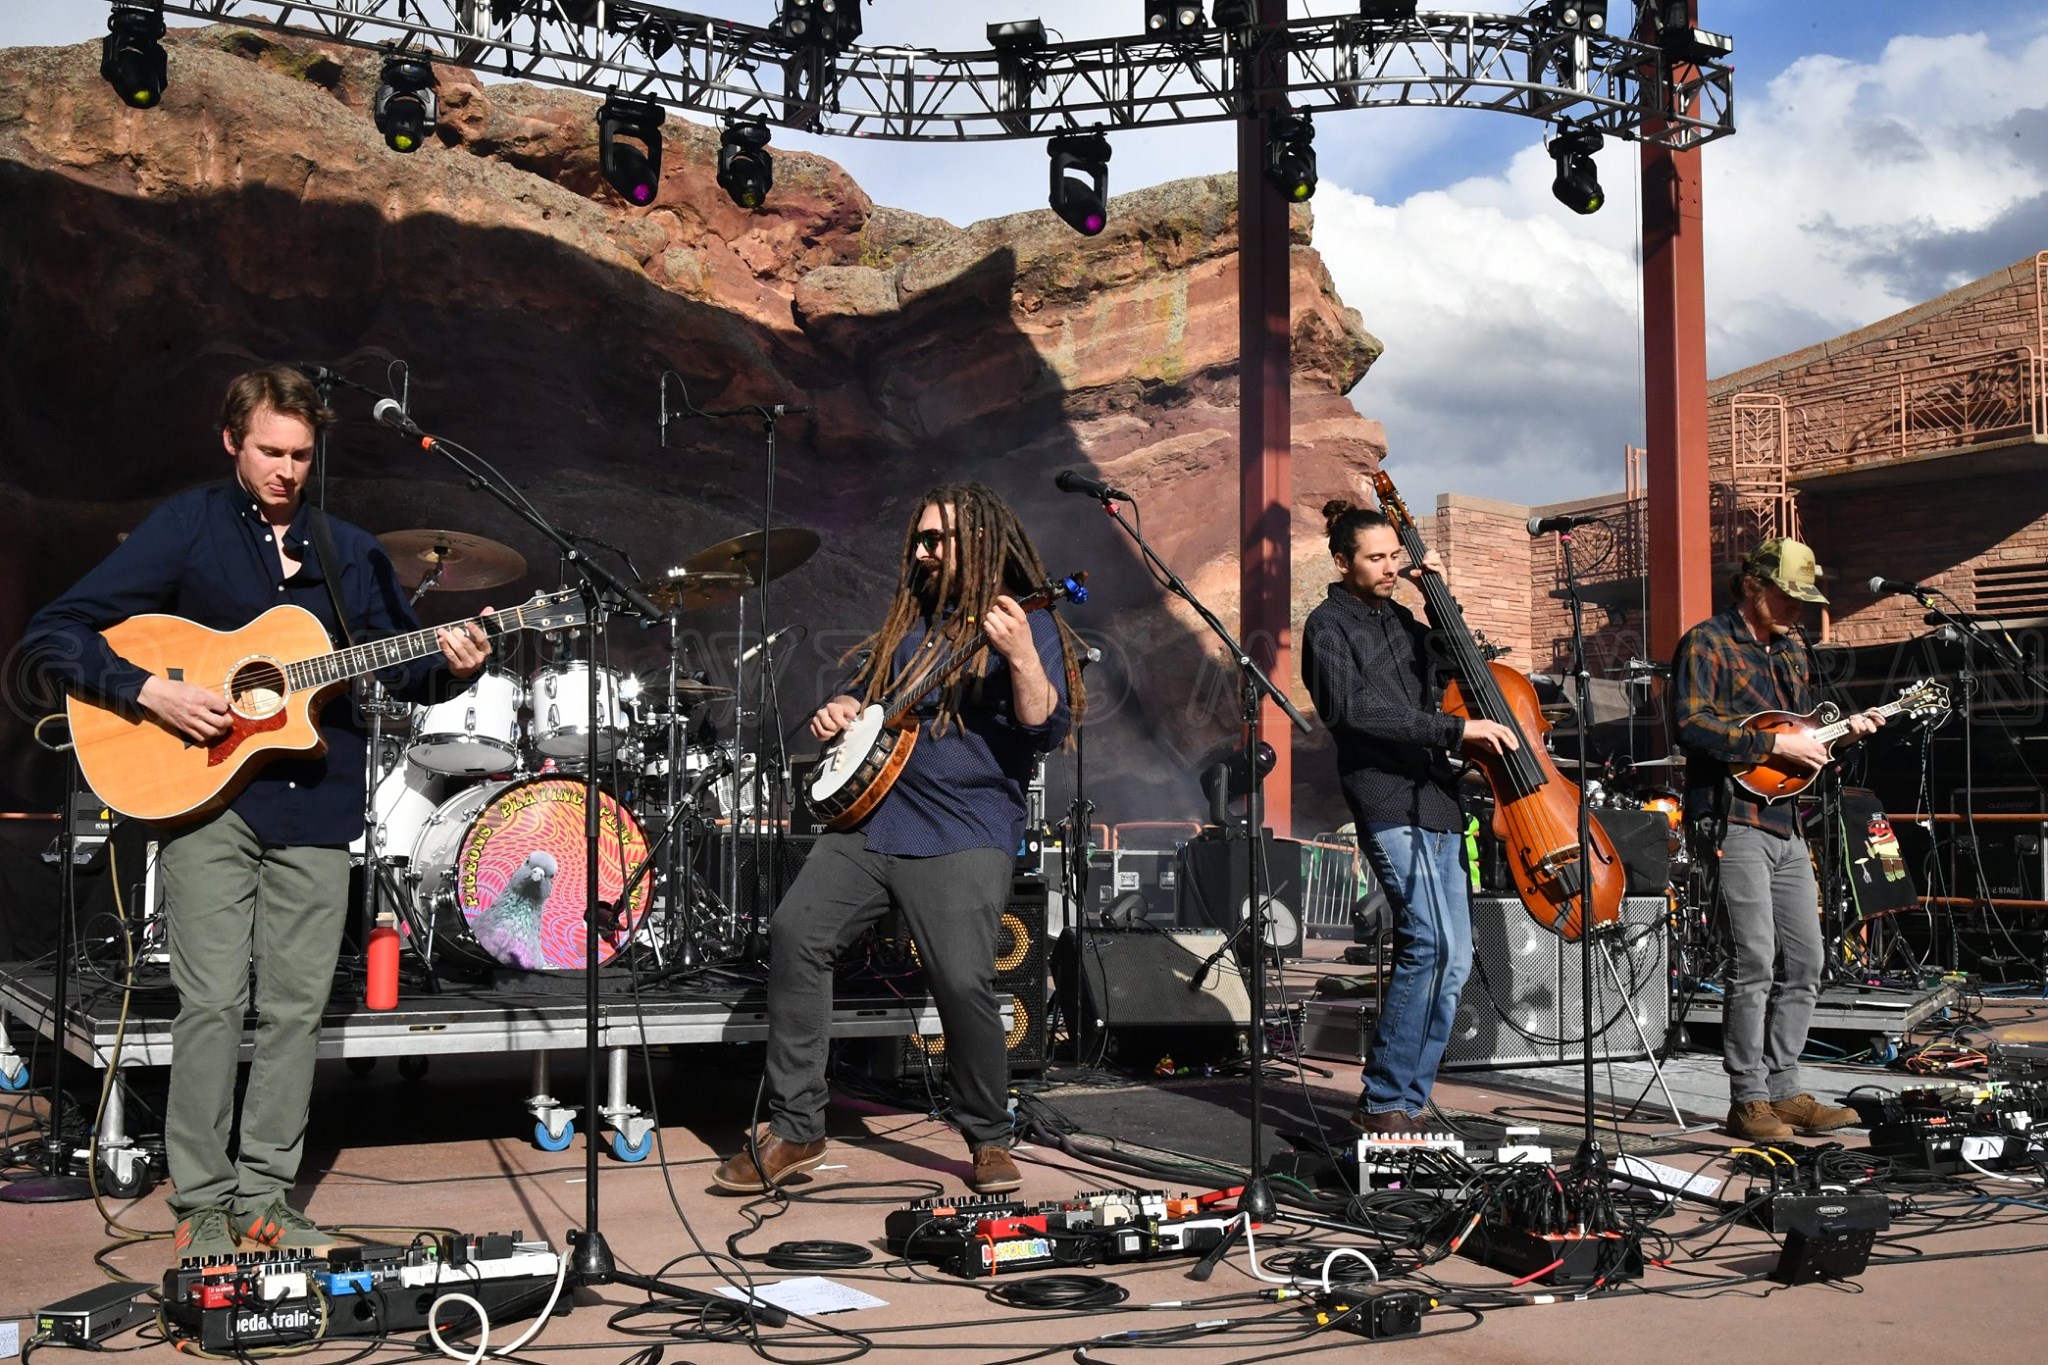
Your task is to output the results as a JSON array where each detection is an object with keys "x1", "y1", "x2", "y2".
[
  {"x1": 660, "y1": 373, "x2": 810, "y2": 959},
  {"x1": 372, "y1": 404, "x2": 763, "y2": 1322},
  {"x1": 607, "y1": 753, "x2": 735, "y2": 975},
  {"x1": 1090, "y1": 489, "x2": 1310, "y2": 1224}
]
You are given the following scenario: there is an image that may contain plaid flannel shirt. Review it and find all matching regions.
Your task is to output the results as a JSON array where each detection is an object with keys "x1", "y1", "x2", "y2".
[{"x1": 1670, "y1": 607, "x2": 1813, "y2": 838}]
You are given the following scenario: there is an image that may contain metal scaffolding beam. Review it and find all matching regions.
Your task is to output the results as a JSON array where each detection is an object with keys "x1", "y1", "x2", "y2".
[{"x1": 149, "y1": 2, "x2": 1732, "y2": 147}]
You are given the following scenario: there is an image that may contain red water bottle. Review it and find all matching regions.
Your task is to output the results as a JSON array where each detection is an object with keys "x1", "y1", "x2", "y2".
[{"x1": 366, "y1": 918, "x2": 400, "y2": 1011}]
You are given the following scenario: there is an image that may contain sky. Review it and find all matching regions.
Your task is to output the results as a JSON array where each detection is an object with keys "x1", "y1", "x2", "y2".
[{"x1": 8, "y1": 2, "x2": 2047, "y2": 510}]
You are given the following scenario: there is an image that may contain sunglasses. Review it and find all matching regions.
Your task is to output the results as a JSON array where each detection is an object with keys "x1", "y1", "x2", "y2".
[{"x1": 911, "y1": 528, "x2": 957, "y2": 553}]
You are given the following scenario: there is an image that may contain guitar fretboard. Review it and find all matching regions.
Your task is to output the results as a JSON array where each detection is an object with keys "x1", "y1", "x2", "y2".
[{"x1": 281, "y1": 596, "x2": 581, "y2": 693}]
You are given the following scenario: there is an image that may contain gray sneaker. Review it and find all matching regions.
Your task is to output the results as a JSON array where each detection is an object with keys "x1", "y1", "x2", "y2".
[
  {"x1": 173, "y1": 1207, "x2": 239, "y2": 1262},
  {"x1": 238, "y1": 1198, "x2": 335, "y2": 1255}
]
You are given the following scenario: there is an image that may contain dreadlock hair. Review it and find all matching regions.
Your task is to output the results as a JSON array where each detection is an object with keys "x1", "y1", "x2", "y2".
[
  {"x1": 1323, "y1": 498, "x2": 1391, "y2": 556},
  {"x1": 845, "y1": 481, "x2": 1088, "y2": 740}
]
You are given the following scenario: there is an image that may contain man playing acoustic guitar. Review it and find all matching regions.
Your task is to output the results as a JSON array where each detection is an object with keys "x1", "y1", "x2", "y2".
[
  {"x1": 23, "y1": 365, "x2": 491, "y2": 1258},
  {"x1": 1671, "y1": 538, "x2": 1884, "y2": 1142},
  {"x1": 713, "y1": 483, "x2": 1085, "y2": 1197}
]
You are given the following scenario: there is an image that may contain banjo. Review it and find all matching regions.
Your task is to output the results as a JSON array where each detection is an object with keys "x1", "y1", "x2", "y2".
[{"x1": 805, "y1": 572, "x2": 1088, "y2": 831}]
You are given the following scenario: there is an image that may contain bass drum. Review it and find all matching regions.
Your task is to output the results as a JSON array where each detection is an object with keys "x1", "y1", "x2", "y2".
[{"x1": 408, "y1": 776, "x2": 651, "y2": 973}]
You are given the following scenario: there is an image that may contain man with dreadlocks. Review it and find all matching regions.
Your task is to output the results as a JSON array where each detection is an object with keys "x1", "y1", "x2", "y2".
[{"x1": 714, "y1": 483, "x2": 1084, "y2": 1196}]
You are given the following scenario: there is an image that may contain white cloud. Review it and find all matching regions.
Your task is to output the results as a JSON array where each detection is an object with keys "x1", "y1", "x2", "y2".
[{"x1": 1305, "y1": 17, "x2": 2048, "y2": 512}]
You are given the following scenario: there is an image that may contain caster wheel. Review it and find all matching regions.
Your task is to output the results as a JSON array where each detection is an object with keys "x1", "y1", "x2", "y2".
[
  {"x1": 344, "y1": 1057, "x2": 376, "y2": 1077},
  {"x1": 0, "y1": 1066, "x2": 26, "y2": 1093},
  {"x1": 397, "y1": 1056, "x2": 430, "y2": 1081},
  {"x1": 535, "y1": 1120, "x2": 575, "y2": 1152},
  {"x1": 612, "y1": 1129, "x2": 653, "y2": 1163},
  {"x1": 100, "y1": 1160, "x2": 151, "y2": 1201}
]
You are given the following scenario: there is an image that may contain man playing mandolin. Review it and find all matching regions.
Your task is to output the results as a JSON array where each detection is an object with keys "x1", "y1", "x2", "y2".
[
  {"x1": 23, "y1": 365, "x2": 491, "y2": 1259},
  {"x1": 1300, "y1": 500, "x2": 1519, "y2": 1134},
  {"x1": 713, "y1": 483, "x2": 1084, "y2": 1197},
  {"x1": 1671, "y1": 537, "x2": 1883, "y2": 1142}
]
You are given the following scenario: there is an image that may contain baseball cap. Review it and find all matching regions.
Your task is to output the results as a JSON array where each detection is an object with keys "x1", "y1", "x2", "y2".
[{"x1": 1743, "y1": 538, "x2": 1828, "y2": 605}]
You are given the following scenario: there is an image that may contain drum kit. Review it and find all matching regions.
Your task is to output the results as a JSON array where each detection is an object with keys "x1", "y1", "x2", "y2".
[
  {"x1": 1536, "y1": 657, "x2": 1689, "y2": 873},
  {"x1": 354, "y1": 525, "x2": 821, "y2": 980}
]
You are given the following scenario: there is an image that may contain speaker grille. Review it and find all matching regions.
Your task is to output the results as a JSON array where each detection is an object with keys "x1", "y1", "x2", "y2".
[
  {"x1": 901, "y1": 880, "x2": 1049, "y2": 1077},
  {"x1": 1440, "y1": 894, "x2": 1669, "y2": 1071}
]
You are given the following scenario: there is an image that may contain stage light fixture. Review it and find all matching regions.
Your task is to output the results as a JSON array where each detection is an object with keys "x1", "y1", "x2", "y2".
[
  {"x1": 1543, "y1": 1, "x2": 1606, "y2": 34},
  {"x1": 597, "y1": 94, "x2": 665, "y2": 205},
  {"x1": 1357, "y1": 1, "x2": 1418, "y2": 21},
  {"x1": 372, "y1": 56, "x2": 438, "y2": 154},
  {"x1": 717, "y1": 119, "x2": 774, "y2": 209},
  {"x1": 1144, "y1": 2, "x2": 1206, "y2": 37},
  {"x1": 1263, "y1": 110, "x2": 1317, "y2": 202},
  {"x1": 100, "y1": 6, "x2": 168, "y2": 110},
  {"x1": 1212, "y1": 0, "x2": 1255, "y2": 28},
  {"x1": 1547, "y1": 121, "x2": 1604, "y2": 215},
  {"x1": 1047, "y1": 131, "x2": 1112, "y2": 236},
  {"x1": 988, "y1": 19, "x2": 1048, "y2": 51},
  {"x1": 778, "y1": 0, "x2": 863, "y2": 49},
  {"x1": 631, "y1": 15, "x2": 677, "y2": 61}
]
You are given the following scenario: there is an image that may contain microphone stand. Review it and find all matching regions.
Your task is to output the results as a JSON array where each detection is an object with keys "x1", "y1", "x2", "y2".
[
  {"x1": 1088, "y1": 492, "x2": 1310, "y2": 1222},
  {"x1": 376, "y1": 408, "x2": 775, "y2": 1326},
  {"x1": 1556, "y1": 526, "x2": 1608, "y2": 1167}
]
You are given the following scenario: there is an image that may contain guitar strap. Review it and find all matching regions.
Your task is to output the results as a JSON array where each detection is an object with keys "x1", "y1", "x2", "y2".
[{"x1": 305, "y1": 505, "x2": 359, "y2": 648}]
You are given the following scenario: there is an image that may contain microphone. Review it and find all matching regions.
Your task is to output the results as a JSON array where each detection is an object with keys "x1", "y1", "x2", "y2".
[
  {"x1": 1055, "y1": 469, "x2": 1134, "y2": 502},
  {"x1": 1527, "y1": 513, "x2": 1601, "y2": 536},
  {"x1": 372, "y1": 397, "x2": 422, "y2": 436},
  {"x1": 1869, "y1": 576, "x2": 1928, "y2": 597},
  {"x1": 736, "y1": 623, "x2": 797, "y2": 667},
  {"x1": 292, "y1": 360, "x2": 335, "y2": 383}
]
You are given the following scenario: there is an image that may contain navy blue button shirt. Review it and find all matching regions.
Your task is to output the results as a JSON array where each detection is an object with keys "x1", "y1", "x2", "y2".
[
  {"x1": 22, "y1": 481, "x2": 444, "y2": 847},
  {"x1": 855, "y1": 610, "x2": 1071, "y2": 858}
]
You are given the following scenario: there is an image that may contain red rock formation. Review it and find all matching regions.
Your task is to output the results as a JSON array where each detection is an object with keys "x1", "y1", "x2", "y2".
[{"x1": 0, "y1": 25, "x2": 1386, "y2": 836}]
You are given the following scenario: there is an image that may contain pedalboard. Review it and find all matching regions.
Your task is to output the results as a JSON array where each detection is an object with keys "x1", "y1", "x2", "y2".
[
  {"x1": 885, "y1": 1188, "x2": 1239, "y2": 1278},
  {"x1": 1855, "y1": 1081, "x2": 2048, "y2": 1175},
  {"x1": 158, "y1": 1232, "x2": 563, "y2": 1351}
]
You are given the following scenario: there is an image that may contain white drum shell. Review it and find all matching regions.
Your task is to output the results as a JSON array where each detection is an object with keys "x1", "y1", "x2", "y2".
[
  {"x1": 408, "y1": 669, "x2": 525, "y2": 776},
  {"x1": 530, "y1": 662, "x2": 630, "y2": 759}
]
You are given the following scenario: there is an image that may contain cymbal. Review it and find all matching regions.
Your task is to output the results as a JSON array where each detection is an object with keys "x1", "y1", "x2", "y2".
[
  {"x1": 637, "y1": 568, "x2": 754, "y2": 615},
  {"x1": 377, "y1": 529, "x2": 527, "y2": 591},
  {"x1": 1625, "y1": 754, "x2": 1686, "y2": 768},
  {"x1": 682, "y1": 527, "x2": 821, "y2": 587},
  {"x1": 637, "y1": 677, "x2": 737, "y2": 707}
]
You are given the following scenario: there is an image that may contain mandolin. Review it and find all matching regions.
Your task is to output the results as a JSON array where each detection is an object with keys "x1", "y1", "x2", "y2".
[
  {"x1": 1371, "y1": 472, "x2": 1622, "y2": 940},
  {"x1": 805, "y1": 573, "x2": 1087, "y2": 831},
  {"x1": 1730, "y1": 678, "x2": 1948, "y2": 802},
  {"x1": 66, "y1": 591, "x2": 586, "y2": 824}
]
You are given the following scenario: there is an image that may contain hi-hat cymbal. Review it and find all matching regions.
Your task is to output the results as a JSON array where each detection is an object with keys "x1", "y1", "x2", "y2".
[
  {"x1": 636, "y1": 568, "x2": 755, "y2": 615},
  {"x1": 377, "y1": 529, "x2": 527, "y2": 591},
  {"x1": 682, "y1": 527, "x2": 821, "y2": 587}
]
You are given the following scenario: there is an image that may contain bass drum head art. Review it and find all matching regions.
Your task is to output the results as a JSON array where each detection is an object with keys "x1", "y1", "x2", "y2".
[{"x1": 411, "y1": 776, "x2": 651, "y2": 972}]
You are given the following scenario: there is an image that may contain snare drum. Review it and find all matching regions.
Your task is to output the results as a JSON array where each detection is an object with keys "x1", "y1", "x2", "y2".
[
  {"x1": 408, "y1": 776, "x2": 652, "y2": 973},
  {"x1": 530, "y1": 662, "x2": 630, "y2": 760},
  {"x1": 408, "y1": 669, "x2": 524, "y2": 776}
]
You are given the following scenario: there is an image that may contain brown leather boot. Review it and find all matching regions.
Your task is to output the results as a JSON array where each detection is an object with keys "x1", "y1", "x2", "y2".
[
  {"x1": 1727, "y1": 1099, "x2": 1794, "y2": 1141},
  {"x1": 969, "y1": 1145, "x2": 1023, "y2": 1194},
  {"x1": 711, "y1": 1123, "x2": 827, "y2": 1192},
  {"x1": 1350, "y1": 1107, "x2": 1421, "y2": 1136},
  {"x1": 1771, "y1": 1093, "x2": 1860, "y2": 1134}
]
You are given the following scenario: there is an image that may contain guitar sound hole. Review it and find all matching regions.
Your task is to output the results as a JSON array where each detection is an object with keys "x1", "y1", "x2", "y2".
[{"x1": 230, "y1": 659, "x2": 288, "y2": 719}]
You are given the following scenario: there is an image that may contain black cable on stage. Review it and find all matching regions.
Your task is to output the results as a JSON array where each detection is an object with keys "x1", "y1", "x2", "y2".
[
  {"x1": 760, "y1": 1239, "x2": 874, "y2": 1271},
  {"x1": 985, "y1": 1276, "x2": 1127, "y2": 1312}
]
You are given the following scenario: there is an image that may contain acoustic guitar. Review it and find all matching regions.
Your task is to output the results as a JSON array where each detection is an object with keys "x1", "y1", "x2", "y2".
[
  {"x1": 66, "y1": 591, "x2": 586, "y2": 824},
  {"x1": 805, "y1": 573, "x2": 1087, "y2": 831},
  {"x1": 1371, "y1": 472, "x2": 1623, "y2": 940},
  {"x1": 1729, "y1": 678, "x2": 1948, "y2": 802}
]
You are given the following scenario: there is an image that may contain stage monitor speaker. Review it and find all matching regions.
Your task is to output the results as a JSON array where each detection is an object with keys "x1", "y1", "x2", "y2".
[
  {"x1": 1054, "y1": 927, "x2": 1252, "y2": 1066},
  {"x1": 902, "y1": 877, "x2": 1051, "y2": 1078},
  {"x1": 1440, "y1": 894, "x2": 1669, "y2": 1071},
  {"x1": 1176, "y1": 834, "x2": 1306, "y2": 958},
  {"x1": 1948, "y1": 788, "x2": 2045, "y2": 903},
  {"x1": 699, "y1": 831, "x2": 815, "y2": 923}
]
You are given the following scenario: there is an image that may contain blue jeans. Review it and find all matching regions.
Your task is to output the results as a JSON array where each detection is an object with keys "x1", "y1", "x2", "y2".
[{"x1": 1360, "y1": 822, "x2": 1474, "y2": 1117}]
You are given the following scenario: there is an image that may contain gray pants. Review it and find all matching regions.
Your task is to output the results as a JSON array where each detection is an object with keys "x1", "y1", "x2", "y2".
[
  {"x1": 1719, "y1": 822, "x2": 1822, "y2": 1103},
  {"x1": 763, "y1": 833, "x2": 1015, "y2": 1149},
  {"x1": 157, "y1": 809, "x2": 349, "y2": 1219}
]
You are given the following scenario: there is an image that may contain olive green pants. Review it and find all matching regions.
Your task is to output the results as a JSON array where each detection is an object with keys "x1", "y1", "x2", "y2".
[{"x1": 157, "y1": 809, "x2": 348, "y2": 1219}]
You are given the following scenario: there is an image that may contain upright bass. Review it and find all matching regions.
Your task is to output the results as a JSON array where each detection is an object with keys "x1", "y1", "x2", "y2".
[{"x1": 1371, "y1": 472, "x2": 1622, "y2": 940}]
